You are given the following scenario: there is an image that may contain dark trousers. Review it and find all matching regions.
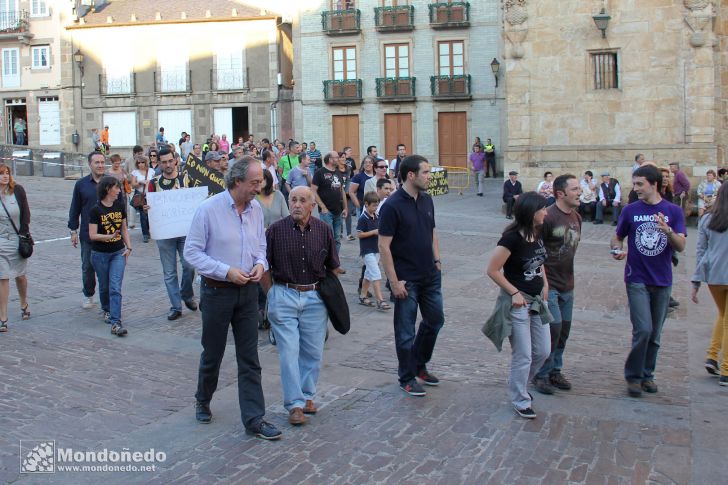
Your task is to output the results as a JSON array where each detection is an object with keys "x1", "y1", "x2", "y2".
[
  {"x1": 195, "y1": 282, "x2": 265, "y2": 429},
  {"x1": 579, "y1": 202, "x2": 596, "y2": 221},
  {"x1": 80, "y1": 239, "x2": 96, "y2": 297},
  {"x1": 485, "y1": 156, "x2": 496, "y2": 178},
  {"x1": 136, "y1": 207, "x2": 150, "y2": 237},
  {"x1": 392, "y1": 271, "x2": 445, "y2": 384},
  {"x1": 503, "y1": 195, "x2": 516, "y2": 217},
  {"x1": 624, "y1": 283, "x2": 671, "y2": 383}
]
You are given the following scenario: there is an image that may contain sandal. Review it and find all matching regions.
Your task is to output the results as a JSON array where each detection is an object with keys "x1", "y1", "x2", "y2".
[
  {"x1": 21, "y1": 304, "x2": 30, "y2": 321},
  {"x1": 358, "y1": 296, "x2": 375, "y2": 307},
  {"x1": 0, "y1": 319, "x2": 7, "y2": 332},
  {"x1": 377, "y1": 300, "x2": 391, "y2": 311}
]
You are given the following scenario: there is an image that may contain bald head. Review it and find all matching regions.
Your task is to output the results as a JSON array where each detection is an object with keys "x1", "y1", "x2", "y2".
[
  {"x1": 289, "y1": 186, "x2": 315, "y2": 224},
  {"x1": 323, "y1": 151, "x2": 340, "y2": 168}
]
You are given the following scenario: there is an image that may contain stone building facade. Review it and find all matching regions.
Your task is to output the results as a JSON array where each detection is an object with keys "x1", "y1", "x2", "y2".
[
  {"x1": 0, "y1": 0, "x2": 64, "y2": 148},
  {"x1": 502, "y1": 0, "x2": 727, "y2": 191},
  {"x1": 294, "y1": 0, "x2": 503, "y2": 168},
  {"x1": 62, "y1": 0, "x2": 293, "y2": 154}
]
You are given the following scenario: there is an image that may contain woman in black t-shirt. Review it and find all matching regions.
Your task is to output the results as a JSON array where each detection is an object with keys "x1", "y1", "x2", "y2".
[
  {"x1": 89, "y1": 176, "x2": 132, "y2": 337},
  {"x1": 486, "y1": 192, "x2": 550, "y2": 419}
]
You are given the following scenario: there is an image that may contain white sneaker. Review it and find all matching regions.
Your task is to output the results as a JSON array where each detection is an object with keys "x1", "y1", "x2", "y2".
[{"x1": 82, "y1": 297, "x2": 95, "y2": 309}]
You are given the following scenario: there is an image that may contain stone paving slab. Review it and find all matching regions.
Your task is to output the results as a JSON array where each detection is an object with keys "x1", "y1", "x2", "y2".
[{"x1": 0, "y1": 176, "x2": 725, "y2": 484}]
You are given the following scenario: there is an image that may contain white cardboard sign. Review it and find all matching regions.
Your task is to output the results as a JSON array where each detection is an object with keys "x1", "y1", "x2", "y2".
[{"x1": 146, "y1": 187, "x2": 209, "y2": 240}]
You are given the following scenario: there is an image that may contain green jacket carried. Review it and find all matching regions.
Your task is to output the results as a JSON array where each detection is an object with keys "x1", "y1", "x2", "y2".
[{"x1": 482, "y1": 289, "x2": 553, "y2": 352}]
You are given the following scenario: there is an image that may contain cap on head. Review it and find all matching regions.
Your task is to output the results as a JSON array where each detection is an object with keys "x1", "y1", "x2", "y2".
[
  {"x1": 508, "y1": 170, "x2": 518, "y2": 176},
  {"x1": 601, "y1": 172, "x2": 610, "y2": 177},
  {"x1": 204, "y1": 151, "x2": 222, "y2": 162}
]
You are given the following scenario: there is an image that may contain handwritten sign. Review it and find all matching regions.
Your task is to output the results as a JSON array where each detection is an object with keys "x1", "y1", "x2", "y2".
[
  {"x1": 183, "y1": 155, "x2": 225, "y2": 196},
  {"x1": 146, "y1": 187, "x2": 208, "y2": 240},
  {"x1": 427, "y1": 167, "x2": 449, "y2": 196}
]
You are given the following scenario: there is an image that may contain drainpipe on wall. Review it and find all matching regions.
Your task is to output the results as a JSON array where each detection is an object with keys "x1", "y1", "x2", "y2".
[{"x1": 270, "y1": 72, "x2": 282, "y2": 141}]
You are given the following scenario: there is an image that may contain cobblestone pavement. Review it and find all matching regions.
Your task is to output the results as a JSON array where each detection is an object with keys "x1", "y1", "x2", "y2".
[{"x1": 0, "y1": 176, "x2": 725, "y2": 484}]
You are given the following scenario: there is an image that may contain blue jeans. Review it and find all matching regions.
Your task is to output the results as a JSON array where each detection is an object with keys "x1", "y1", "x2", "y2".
[
  {"x1": 195, "y1": 282, "x2": 265, "y2": 428},
  {"x1": 509, "y1": 306, "x2": 550, "y2": 409},
  {"x1": 91, "y1": 248, "x2": 126, "y2": 325},
  {"x1": 80, "y1": 239, "x2": 96, "y2": 298},
  {"x1": 319, "y1": 211, "x2": 343, "y2": 255},
  {"x1": 156, "y1": 237, "x2": 195, "y2": 311},
  {"x1": 625, "y1": 283, "x2": 671, "y2": 383},
  {"x1": 595, "y1": 201, "x2": 622, "y2": 223},
  {"x1": 344, "y1": 198, "x2": 355, "y2": 236},
  {"x1": 16, "y1": 131, "x2": 25, "y2": 145},
  {"x1": 267, "y1": 284, "x2": 328, "y2": 410},
  {"x1": 392, "y1": 270, "x2": 445, "y2": 384},
  {"x1": 535, "y1": 289, "x2": 574, "y2": 379}
]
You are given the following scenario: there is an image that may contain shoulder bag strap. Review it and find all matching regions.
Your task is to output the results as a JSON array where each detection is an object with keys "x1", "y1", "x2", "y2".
[{"x1": 0, "y1": 196, "x2": 21, "y2": 235}]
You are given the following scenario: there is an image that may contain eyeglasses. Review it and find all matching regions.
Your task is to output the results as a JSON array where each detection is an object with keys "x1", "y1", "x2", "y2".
[
  {"x1": 376, "y1": 165, "x2": 387, "y2": 169},
  {"x1": 149, "y1": 154, "x2": 158, "y2": 158}
]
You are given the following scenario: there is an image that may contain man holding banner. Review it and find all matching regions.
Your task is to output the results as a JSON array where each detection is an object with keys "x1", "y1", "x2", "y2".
[
  {"x1": 147, "y1": 147, "x2": 197, "y2": 321},
  {"x1": 184, "y1": 157, "x2": 282, "y2": 441}
]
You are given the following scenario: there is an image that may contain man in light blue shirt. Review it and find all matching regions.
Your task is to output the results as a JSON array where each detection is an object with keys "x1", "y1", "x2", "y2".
[{"x1": 184, "y1": 156, "x2": 282, "y2": 441}]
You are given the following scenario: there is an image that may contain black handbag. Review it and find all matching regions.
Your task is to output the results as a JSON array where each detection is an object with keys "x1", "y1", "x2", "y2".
[{"x1": 0, "y1": 195, "x2": 33, "y2": 258}]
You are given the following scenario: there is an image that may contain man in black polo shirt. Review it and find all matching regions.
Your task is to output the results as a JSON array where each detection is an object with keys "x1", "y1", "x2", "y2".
[{"x1": 379, "y1": 155, "x2": 444, "y2": 397}]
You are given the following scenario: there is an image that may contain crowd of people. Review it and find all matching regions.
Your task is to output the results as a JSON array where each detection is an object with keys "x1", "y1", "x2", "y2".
[{"x1": 4, "y1": 129, "x2": 726, "y2": 438}]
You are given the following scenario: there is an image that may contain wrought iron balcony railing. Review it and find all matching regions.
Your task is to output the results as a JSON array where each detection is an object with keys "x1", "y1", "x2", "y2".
[
  {"x1": 323, "y1": 79, "x2": 362, "y2": 104},
  {"x1": 375, "y1": 77, "x2": 416, "y2": 101},
  {"x1": 154, "y1": 69, "x2": 191, "y2": 94},
  {"x1": 211, "y1": 68, "x2": 247, "y2": 91},
  {"x1": 322, "y1": 9, "x2": 361, "y2": 35},
  {"x1": 428, "y1": 2, "x2": 470, "y2": 29},
  {"x1": 430, "y1": 74, "x2": 471, "y2": 99},
  {"x1": 0, "y1": 10, "x2": 29, "y2": 33},
  {"x1": 99, "y1": 73, "x2": 136, "y2": 96},
  {"x1": 374, "y1": 5, "x2": 415, "y2": 32}
]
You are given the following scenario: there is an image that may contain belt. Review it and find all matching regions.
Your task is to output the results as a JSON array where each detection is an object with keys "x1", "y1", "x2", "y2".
[
  {"x1": 281, "y1": 282, "x2": 320, "y2": 292},
  {"x1": 202, "y1": 277, "x2": 249, "y2": 289}
]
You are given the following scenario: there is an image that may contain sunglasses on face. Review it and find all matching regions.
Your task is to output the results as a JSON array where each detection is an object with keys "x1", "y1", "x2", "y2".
[{"x1": 376, "y1": 165, "x2": 387, "y2": 169}]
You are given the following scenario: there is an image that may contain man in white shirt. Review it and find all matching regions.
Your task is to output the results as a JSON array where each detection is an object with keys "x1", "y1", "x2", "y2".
[{"x1": 594, "y1": 172, "x2": 622, "y2": 226}]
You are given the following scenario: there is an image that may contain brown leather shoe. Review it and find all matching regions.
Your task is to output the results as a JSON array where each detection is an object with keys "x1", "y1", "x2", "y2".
[
  {"x1": 288, "y1": 407, "x2": 306, "y2": 425},
  {"x1": 303, "y1": 400, "x2": 317, "y2": 414}
]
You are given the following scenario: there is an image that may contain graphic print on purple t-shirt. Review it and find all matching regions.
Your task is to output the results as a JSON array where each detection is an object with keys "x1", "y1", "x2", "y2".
[{"x1": 615, "y1": 200, "x2": 686, "y2": 286}]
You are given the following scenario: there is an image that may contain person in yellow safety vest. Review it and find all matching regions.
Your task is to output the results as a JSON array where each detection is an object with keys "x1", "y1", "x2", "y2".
[{"x1": 484, "y1": 139, "x2": 496, "y2": 178}]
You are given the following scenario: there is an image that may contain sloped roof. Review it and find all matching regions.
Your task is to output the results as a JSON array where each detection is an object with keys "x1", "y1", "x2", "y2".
[{"x1": 76, "y1": 0, "x2": 279, "y2": 26}]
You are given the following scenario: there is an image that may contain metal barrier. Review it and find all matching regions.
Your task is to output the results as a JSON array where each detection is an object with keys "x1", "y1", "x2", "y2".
[{"x1": 440, "y1": 165, "x2": 471, "y2": 195}]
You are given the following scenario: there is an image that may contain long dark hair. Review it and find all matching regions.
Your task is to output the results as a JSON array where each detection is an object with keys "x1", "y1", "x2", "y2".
[
  {"x1": 504, "y1": 191, "x2": 548, "y2": 241},
  {"x1": 261, "y1": 168, "x2": 274, "y2": 196},
  {"x1": 707, "y1": 182, "x2": 728, "y2": 233}
]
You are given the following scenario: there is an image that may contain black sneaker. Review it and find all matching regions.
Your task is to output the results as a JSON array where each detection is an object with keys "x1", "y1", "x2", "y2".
[
  {"x1": 668, "y1": 297, "x2": 680, "y2": 308},
  {"x1": 111, "y1": 323, "x2": 127, "y2": 336},
  {"x1": 720, "y1": 376, "x2": 728, "y2": 387},
  {"x1": 246, "y1": 419, "x2": 282, "y2": 440},
  {"x1": 593, "y1": 220, "x2": 603, "y2": 225},
  {"x1": 532, "y1": 377, "x2": 555, "y2": 395},
  {"x1": 103, "y1": 311, "x2": 111, "y2": 324},
  {"x1": 549, "y1": 373, "x2": 572, "y2": 391},
  {"x1": 417, "y1": 369, "x2": 440, "y2": 386},
  {"x1": 400, "y1": 379, "x2": 426, "y2": 397},
  {"x1": 705, "y1": 359, "x2": 720, "y2": 376},
  {"x1": 641, "y1": 380, "x2": 658, "y2": 393},
  {"x1": 195, "y1": 402, "x2": 212, "y2": 423},
  {"x1": 184, "y1": 299, "x2": 198, "y2": 311},
  {"x1": 627, "y1": 381, "x2": 642, "y2": 397},
  {"x1": 514, "y1": 406, "x2": 536, "y2": 419}
]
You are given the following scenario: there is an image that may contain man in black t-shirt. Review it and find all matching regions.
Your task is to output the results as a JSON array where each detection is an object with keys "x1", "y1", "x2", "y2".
[
  {"x1": 312, "y1": 151, "x2": 347, "y2": 256},
  {"x1": 147, "y1": 148, "x2": 197, "y2": 320}
]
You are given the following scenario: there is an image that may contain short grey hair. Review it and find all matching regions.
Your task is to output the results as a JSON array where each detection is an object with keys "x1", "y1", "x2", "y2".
[{"x1": 225, "y1": 155, "x2": 257, "y2": 189}]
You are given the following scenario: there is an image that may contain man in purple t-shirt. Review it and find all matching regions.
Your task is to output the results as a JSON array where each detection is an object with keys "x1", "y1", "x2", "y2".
[
  {"x1": 669, "y1": 162, "x2": 691, "y2": 211},
  {"x1": 611, "y1": 165, "x2": 686, "y2": 398},
  {"x1": 469, "y1": 144, "x2": 486, "y2": 196}
]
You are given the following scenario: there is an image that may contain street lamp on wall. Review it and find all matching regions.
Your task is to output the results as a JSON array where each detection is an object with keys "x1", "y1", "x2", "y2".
[
  {"x1": 490, "y1": 58, "x2": 500, "y2": 88},
  {"x1": 592, "y1": 8, "x2": 611, "y2": 38},
  {"x1": 73, "y1": 49, "x2": 85, "y2": 76}
]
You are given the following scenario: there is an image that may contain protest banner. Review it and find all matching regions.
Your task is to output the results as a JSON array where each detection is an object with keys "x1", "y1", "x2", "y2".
[
  {"x1": 427, "y1": 167, "x2": 449, "y2": 196},
  {"x1": 183, "y1": 155, "x2": 225, "y2": 196},
  {"x1": 146, "y1": 186, "x2": 208, "y2": 240}
]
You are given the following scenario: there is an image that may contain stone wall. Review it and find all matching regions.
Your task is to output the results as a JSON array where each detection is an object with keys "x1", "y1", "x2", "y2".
[{"x1": 503, "y1": 0, "x2": 724, "y2": 189}]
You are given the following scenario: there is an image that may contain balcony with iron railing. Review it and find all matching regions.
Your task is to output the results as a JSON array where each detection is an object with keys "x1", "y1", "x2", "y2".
[
  {"x1": 210, "y1": 68, "x2": 248, "y2": 91},
  {"x1": 374, "y1": 5, "x2": 415, "y2": 32},
  {"x1": 99, "y1": 73, "x2": 136, "y2": 96},
  {"x1": 375, "y1": 77, "x2": 416, "y2": 102},
  {"x1": 323, "y1": 79, "x2": 362, "y2": 104},
  {"x1": 154, "y1": 69, "x2": 192, "y2": 94},
  {"x1": 322, "y1": 9, "x2": 361, "y2": 35},
  {"x1": 0, "y1": 10, "x2": 32, "y2": 42},
  {"x1": 428, "y1": 2, "x2": 470, "y2": 29},
  {"x1": 430, "y1": 74, "x2": 471, "y2": 100}
]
